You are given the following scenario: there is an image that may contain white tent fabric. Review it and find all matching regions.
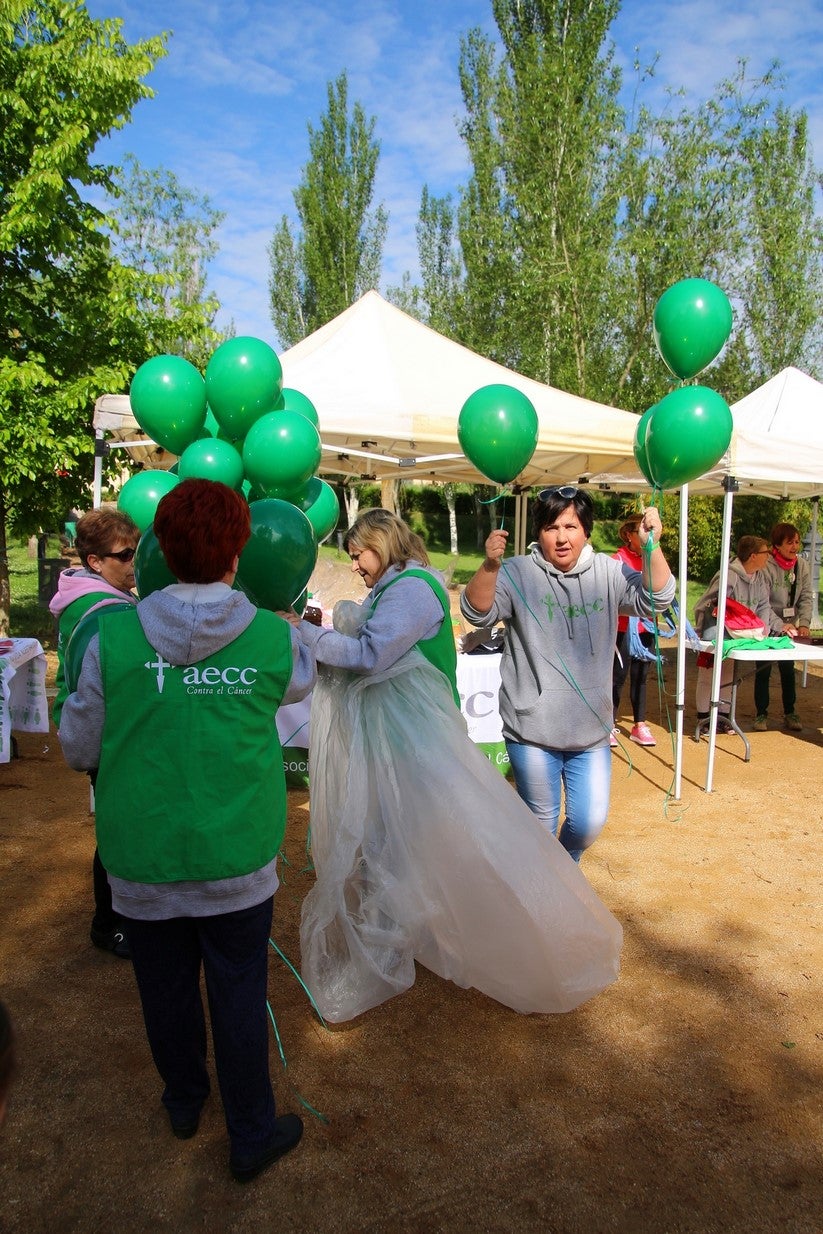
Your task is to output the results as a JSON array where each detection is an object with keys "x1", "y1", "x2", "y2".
[
  {"x1": 277, "y1": 290, "x2": 639, "y2": 487},
  {"x1": 700, "y1": 367, "x2": 823, "y2": 499}
]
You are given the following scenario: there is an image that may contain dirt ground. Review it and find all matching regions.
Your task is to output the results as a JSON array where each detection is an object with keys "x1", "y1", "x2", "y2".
[{"x1": 1, "y1": 561, "x2": 822, "y2": 1233}]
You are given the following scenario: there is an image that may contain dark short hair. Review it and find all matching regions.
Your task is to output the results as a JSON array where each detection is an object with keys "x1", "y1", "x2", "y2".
[
  {"x1": 75, "y1": 509, "x2": 139, "y2": 567},
  {"x1": 531, "y1": 487, "x2": 594, "y2": 541},
  {"x1": 771, "y1": 522, "x2": 800, "y2": 547},
  {"x1": 154, "y1": 479, "x2": 251, "y2": 583}
]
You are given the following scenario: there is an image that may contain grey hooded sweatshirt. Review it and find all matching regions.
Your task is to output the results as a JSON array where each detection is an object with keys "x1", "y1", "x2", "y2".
[
  {"x1": 460, "y1": 543, "x2": 675, "y2": 752},
  {"x1": 59, "y1": 582, "x2": 316, "y2": 919}
]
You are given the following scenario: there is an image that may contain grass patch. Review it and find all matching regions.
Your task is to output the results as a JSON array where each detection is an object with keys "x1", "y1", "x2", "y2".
[{"x1": 6, "y1": 535, "x2": 65, "y2": 647}]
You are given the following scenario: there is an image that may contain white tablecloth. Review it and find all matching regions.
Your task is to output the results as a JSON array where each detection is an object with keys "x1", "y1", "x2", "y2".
[{"x1": 0, "y1": 638, "x2": 49, "y2": 762}]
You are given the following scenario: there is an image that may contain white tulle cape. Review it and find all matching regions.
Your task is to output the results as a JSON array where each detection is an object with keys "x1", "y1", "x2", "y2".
[{"x1": 300, "y1": 601, "x2": 622, "y2": 1023}]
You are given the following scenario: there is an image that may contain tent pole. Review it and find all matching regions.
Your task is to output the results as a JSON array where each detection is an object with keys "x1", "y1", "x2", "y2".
[
  {"x1": 92, "y1": 430, "x2": 105, "y2": 509},
  {"x1": 673, "y1": 485, "x2": 689, "y2": 799},
  {"x1": 704, "y1": 477, "x2": 738, "y2": 792}
]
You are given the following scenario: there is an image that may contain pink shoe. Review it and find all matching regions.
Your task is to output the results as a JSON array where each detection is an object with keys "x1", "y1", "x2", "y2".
[
  {"x1": 609, "y1": 728, "x2": 619, "y2": 748},
  {"x1": 630, "y1": 722, "x2": 656, "y2": 746}
]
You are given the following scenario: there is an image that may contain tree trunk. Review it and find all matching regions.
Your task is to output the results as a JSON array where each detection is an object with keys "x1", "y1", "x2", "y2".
[
  {"x1": 0, "y1": 489, "x2": 10, "y2": 636},
  {"x1": 445, "y1": 490, "x2": 458, "y2": 555},
  {"x1": 380, "y1": 478, "x2": 399, "y2": 513}
]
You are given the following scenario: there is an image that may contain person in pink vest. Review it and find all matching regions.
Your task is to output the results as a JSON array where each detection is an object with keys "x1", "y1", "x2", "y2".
[
  {"x1": 59, "y1": 480, "x2": 315, "y2": 1183},
  {"x1": 50, "y1": 507, "x2": 140, "y2": 958}
]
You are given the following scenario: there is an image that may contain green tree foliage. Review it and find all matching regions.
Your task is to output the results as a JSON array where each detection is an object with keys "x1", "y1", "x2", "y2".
[
  {"x1": 0, "y1": 0, "x2": 166, "y2": 631},
  {"x1": 268, "y1": 72, "x2": 387, "y2": 348},
  {"x1": 397, "y1": 4, "x2": 822, "y2": 416},
  {"x1": 106, "y1": 155, "x2": 230, "y2": 369}
]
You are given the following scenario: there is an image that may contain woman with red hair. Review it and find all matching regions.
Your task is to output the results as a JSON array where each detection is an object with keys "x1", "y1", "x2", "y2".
[{"x1": 59, "y1": 480, "x2": 314, "y2": 1184}]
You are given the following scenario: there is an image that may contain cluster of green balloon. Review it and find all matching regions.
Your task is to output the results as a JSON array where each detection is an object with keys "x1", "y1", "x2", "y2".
[
  {"x1": 125, "y1": 338, "x2": 341, "y2": 609},
  {"x1": 635, "y1": 278, "x2": 735, "y2": 489},
  {"x1": 457, "y1": 384, "x2": 539, "y2": 484}
]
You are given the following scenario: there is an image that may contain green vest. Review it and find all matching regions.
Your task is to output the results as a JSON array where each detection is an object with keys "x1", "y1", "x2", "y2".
[
  {"x1": 373, "y1": 568, "x2": 459, "y2": 706},
  {"x1": 95, "y1": 607, "x2": 293, "y2": 883},
  {"x1": 54, "y1": 593, "x2": 129, "y2": 727}
]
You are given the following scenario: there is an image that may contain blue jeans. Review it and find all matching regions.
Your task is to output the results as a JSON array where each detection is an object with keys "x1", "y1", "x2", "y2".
[
  {"x1": 506, "y1": 741, "x2": 612, "y2": 862},
  {"x1": 125, "y1": 897, "x2": 277, "y2": 1162}
]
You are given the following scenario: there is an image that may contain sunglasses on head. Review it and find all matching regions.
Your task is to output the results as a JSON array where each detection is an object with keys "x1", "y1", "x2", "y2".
[
  {"x1": 537, "y1": 485, "x2": 592, "y2": 506},
  {"x1": 102, "y1": 547, "x2": 136, "y2": 563}
]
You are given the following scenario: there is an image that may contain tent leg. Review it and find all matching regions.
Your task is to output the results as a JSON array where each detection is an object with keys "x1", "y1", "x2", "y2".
[
  {"x1": 704, "y1": 478, "x2": 737, "y2": 792},
  {"x1": 673, "y1": 485, "x2": 690, "y2": 799}
]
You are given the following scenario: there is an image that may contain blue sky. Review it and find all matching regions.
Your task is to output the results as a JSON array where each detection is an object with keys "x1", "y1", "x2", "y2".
[{"x1": 85, "y1": 0, "x2": 823, "y2": 351}]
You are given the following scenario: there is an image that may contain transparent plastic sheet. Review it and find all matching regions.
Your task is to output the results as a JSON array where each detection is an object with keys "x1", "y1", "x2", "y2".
[{"x1": 300, "y1": 601, "x2": 623, "y2": 1023}]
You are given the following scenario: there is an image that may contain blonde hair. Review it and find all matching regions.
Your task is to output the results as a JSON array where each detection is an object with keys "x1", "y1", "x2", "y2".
[{"x1": 343, "y1": 508, "x2": 430, "y2": 573}]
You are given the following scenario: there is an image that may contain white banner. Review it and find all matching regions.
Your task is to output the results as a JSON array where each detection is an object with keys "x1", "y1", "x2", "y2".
[{"x1": 276, "y1": 652, "x2": 505, "y2": 750}]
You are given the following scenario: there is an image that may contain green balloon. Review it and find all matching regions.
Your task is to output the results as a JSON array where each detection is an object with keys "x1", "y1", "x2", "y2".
[
  {"x1": 653, "y1": 279, "x2": 733, "y2": 380},
  {"x1": 457, "y1": 384, "x2": 539, "y2": 485},
  {"x1": 129, "y1": 355, "x2": 207, "y2": 454},
  {"x1": 242, "y1": 410, "x2": 322, "y2": 496},
  {"x1": 633, "y1": 406, "x2": 657, "y2": 485},
  {"x1": 645, "y1": 386, "x2": 733, "y2": 489},
  {"x1": 236, "y1": 499, "x2": 318, "y2": 611},
  {"x1": 134, "y1": 524, "x2": 178, "y2": 597},
  {"x1": 205, "y1": 337, "x2": 283, "y2": 440},
  {"x1": 117, "y1": 470, "x2": 180, "y2": 532},
  {"x1": 274, "y1": 387, "x2": 320, "y2": 427},
  {"x1": 64, "y1": 602, "x2": 134, "y2": 694},
  {"x1": 178, "y1": 437, "x2": 245, "y2": 489},
  {"x1": 292, "y1": 476, "x2": 339, "y2": 543}
]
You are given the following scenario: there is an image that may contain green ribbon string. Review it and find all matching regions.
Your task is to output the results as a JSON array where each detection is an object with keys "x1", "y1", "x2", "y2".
[{"x1": 266, "y1": 938, "x2": 330, "y2": 1124}]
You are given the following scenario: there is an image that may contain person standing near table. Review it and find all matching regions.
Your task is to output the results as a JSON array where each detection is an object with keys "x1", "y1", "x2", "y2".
[
  {"x1": 50, "y1": 508, "x2": 140, "y2": 958},
  {"x1": 59, "y1": 479, "x2": 314, "y2": 1182},
  {"x1": 693, "y1": 535, "x2": 796, "y2": 728},
  {"x1": 461, "y1": 487, "x2": 675, "y2": 862},
  {"x1": 610, "y1": 515, "x2": 658, "y2": 748},
  {"x1": 753, "y1": 522, "x2": 812, "y2": 731}
]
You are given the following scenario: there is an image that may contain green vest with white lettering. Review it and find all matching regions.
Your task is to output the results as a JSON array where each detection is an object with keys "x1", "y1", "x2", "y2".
[
  {"x1": 94, "y1": 607, "x2": 293, "y2": 883},
  {"x1": 372, "y1": 568, "x2": 459, "y2": 706}
]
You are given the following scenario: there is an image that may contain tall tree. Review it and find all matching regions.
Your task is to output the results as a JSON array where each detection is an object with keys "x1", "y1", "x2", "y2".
[
  {"x1": 406, "y1": 6, "x2": 821, "y2": 415},
  {"x1": 739, "y1": 105, "x2": 823, "y2": 378},
  {"x1": 0, "y1": 0, "x2": 167, "y2": 632},
  {"x1": 268, "y1": 72, "x2": 387, "y2": 348},
  {"x1": 107, "y1": 155, "x2": 230, "y2": 369}
]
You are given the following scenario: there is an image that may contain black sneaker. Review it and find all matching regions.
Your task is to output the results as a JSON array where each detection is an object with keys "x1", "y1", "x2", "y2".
[
  {"x1": 229, "y1": 1114, "x2": 304, "y2": 1183},
  {"x1": 90, "y1": 924, "x2": 131, "y2": 959},
  {"x1": 169, "y1": 1111, "x2": 201, "y2": 1140}
]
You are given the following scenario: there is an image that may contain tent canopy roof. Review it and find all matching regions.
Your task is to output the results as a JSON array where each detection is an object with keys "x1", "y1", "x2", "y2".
[
  {"x1": 95, "y1": 291, "x2": 641, "y2": 489},
  {"x1": 278, "y1": 291, "x2": 639, "y2": 485}
]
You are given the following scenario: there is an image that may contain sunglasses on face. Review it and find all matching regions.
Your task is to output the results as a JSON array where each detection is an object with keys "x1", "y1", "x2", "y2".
[{"x1": 102, "y1": 547, "x2": 136, "y2": 563}]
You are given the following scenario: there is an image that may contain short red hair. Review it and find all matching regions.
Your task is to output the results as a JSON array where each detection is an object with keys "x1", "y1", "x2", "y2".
[{"x1": 154, "y1": 479, "x2": 251, "y2": 583}]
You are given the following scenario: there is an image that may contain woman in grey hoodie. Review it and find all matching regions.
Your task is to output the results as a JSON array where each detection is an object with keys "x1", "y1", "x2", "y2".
[{"x1": 461, "y1": 487, "x2": 675, "y2": 862}]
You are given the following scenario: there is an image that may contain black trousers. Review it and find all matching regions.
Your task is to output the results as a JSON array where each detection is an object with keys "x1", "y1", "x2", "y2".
[{"x1": 124, "y1": 896, "x2": 278, "y2": 1162}]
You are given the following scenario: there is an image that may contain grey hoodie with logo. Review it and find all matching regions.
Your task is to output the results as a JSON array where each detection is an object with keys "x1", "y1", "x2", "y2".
[{"x1": 460, "y1": 543, "x2": 676, "y2": 752}]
